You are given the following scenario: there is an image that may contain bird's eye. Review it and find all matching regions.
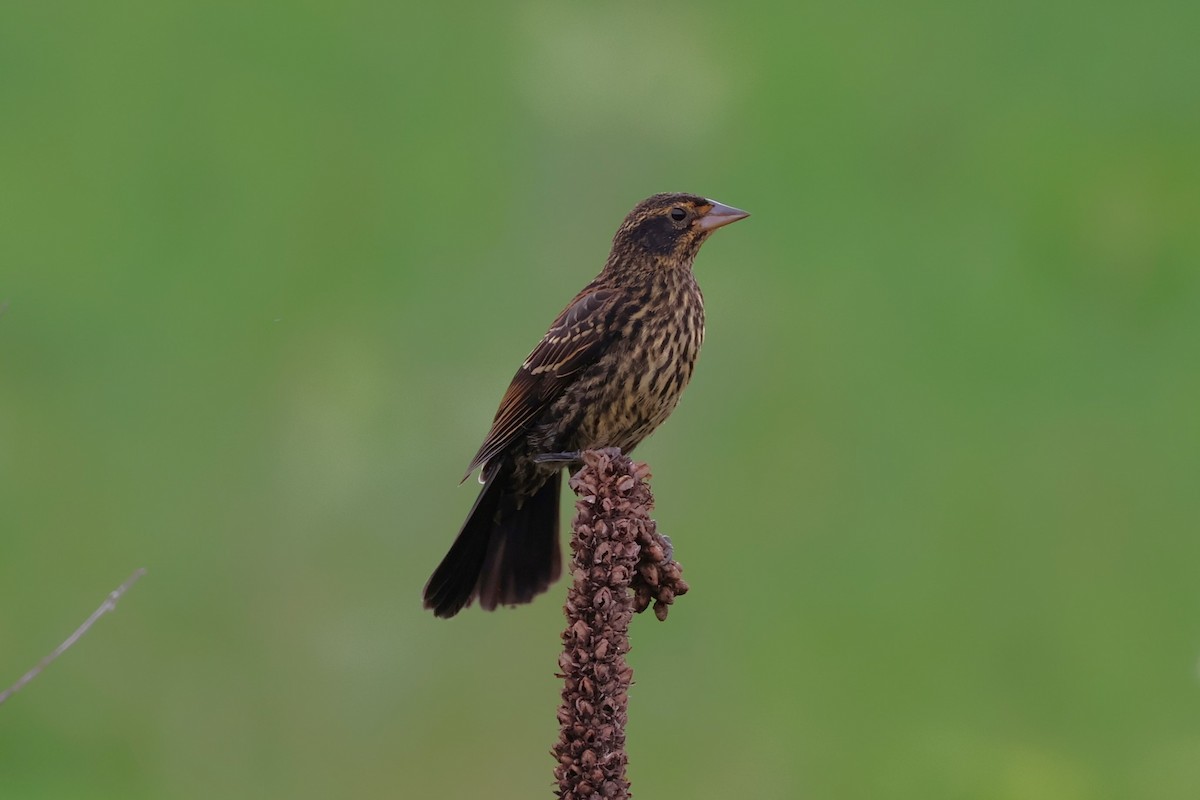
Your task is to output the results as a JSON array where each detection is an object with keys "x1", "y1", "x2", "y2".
[{"x1": 669, "y1": 207, "x2": 687, "y2": 222}]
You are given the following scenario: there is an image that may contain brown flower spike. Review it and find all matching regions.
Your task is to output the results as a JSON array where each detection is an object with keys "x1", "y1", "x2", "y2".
[{"x1": 553, "y1": 449, "x2": 688, "y2": 800}]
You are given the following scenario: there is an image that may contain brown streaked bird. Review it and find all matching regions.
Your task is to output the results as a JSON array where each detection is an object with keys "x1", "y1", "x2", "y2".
[{"x1": 423, "y1": 193, "x2": 749, "y2": 618}]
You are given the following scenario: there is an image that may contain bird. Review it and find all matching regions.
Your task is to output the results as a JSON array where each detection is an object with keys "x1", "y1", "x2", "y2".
[{"x1": 423, "y1": 192, "x2": 749, "y2": 618}]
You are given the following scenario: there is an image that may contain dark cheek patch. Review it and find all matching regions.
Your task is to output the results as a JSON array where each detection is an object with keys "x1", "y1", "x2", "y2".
[{"x1": 634, "y1": 216, "x2": 678, "y2": 256}]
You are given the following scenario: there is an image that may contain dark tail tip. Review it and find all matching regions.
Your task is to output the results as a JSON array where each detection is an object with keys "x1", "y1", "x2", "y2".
[
  {"x1": 423, "y1": 471, "x2": 502, "y2": 618},
  {"x1": 423, "y1": 560, "x2": 479, "y2": 619}
]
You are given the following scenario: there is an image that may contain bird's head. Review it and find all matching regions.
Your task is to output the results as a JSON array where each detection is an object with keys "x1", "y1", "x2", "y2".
[{"x1": 607, "y1": 193, "x2": 749, "y2": 274}]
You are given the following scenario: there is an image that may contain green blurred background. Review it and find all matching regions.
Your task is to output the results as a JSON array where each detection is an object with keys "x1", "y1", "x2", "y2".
[{"x1": 2, "y1": 1, "x2": 1198, "y2": 797}]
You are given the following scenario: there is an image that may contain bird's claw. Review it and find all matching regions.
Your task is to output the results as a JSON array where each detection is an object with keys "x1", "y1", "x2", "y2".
[{"x1": 533, "y1": 451, "x2": 583, "y2": 465}]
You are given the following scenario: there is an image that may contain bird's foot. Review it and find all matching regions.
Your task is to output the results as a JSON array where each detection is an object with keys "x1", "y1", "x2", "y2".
[
  {"x1": 659, "y1": 533, "x2": 674, "y2": 561},
  {"x1": 532, "y1": 451, "x2": 582, "y2": 465}
]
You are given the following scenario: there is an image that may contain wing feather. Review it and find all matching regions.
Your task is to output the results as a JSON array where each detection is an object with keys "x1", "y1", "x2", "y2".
[{"x1": 463, "y1": 285, "x2": 618, "y2": 480}]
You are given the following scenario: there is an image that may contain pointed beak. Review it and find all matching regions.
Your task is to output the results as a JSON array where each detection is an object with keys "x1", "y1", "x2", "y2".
[{"x1": 696, "y1": 199, "x2": 750, "y2": 231}]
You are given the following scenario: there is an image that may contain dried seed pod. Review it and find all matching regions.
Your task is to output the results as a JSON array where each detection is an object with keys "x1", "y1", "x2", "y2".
[{"x1": 552, "y1": 449, "x2": 689, "y2": 800}]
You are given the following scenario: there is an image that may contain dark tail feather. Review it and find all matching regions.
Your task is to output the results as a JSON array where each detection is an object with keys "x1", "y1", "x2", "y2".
[
  {"x1": 477, "y1": 471, "x2": 561, "y2": 611},
  {"x1": 423, "y1": 471, "x2": 562, "y2": 618},
  {"x1": 423, "y1": 470, "x2": 504, "y2": 618}
]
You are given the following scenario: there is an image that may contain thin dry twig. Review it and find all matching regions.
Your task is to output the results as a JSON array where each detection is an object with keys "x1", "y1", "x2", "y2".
[{"x1": 0, "y1": 568, "x2": 147, "y2": 706}]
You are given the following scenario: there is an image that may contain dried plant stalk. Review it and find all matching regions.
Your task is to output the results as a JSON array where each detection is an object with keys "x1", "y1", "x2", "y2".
[{"x1": 552, "y1": 449, "x2": 688, "y2": 799}]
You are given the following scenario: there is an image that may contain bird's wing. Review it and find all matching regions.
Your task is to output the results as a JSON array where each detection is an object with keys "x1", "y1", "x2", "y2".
[{"x1": 463, "y1": 285, "x2": 619, "y2": 481}]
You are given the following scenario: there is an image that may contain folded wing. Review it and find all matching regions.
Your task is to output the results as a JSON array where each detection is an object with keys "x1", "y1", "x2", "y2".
[{"x1": 463, "y1": 284, "x2": 620, "y2": 480}]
